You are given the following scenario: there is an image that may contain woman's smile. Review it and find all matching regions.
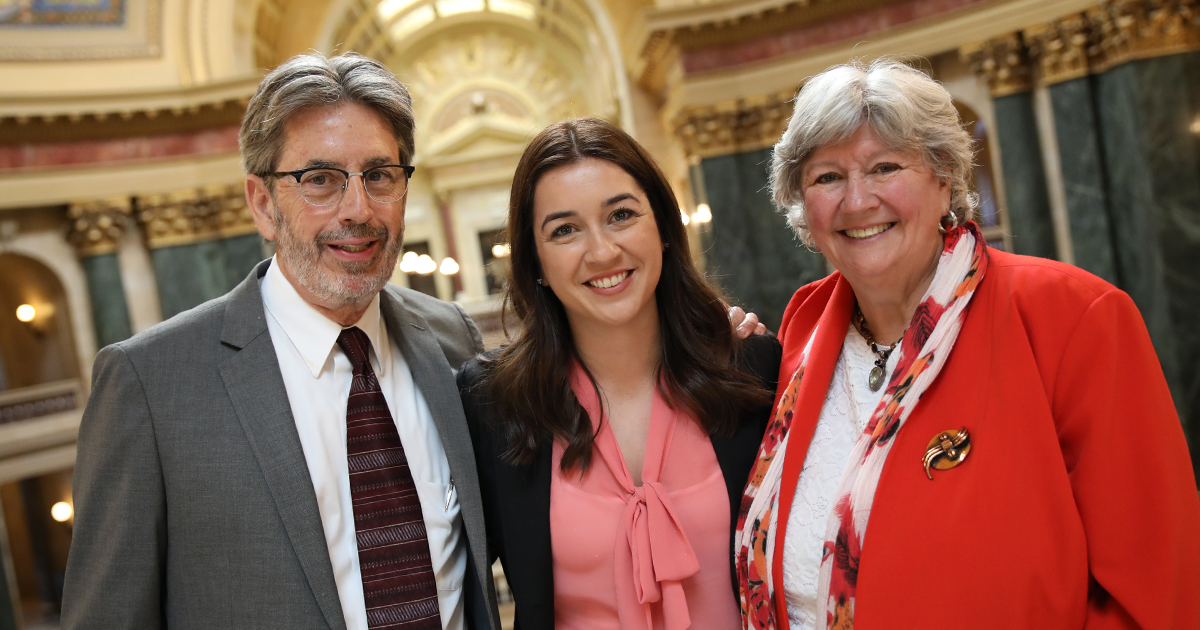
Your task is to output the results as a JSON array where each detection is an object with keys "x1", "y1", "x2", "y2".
[{"x1": 584, "y1": 269, "x2": 632, "y2": 292}]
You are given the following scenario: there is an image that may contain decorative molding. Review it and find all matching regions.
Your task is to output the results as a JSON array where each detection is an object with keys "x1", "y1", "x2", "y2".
[
  {"x1": 136, "y1": 184, "x2": 255, "y2": 249},
  {"x1": 0, "y1": 75, "x2": 259, "y2": 127},
  {"x1": 965, "y1": 0, "x2": 1200, "y2": 91},
  {"x1": 67, "y1": 197, "x2": 134, "y2": 257},
  {"x1": 1023, "y1": 15, "x2": 1092, "y2": 85},
  {"x1": 960, "y1": 34, "x2": 1035, "y2": 97},
  {"x1": 671, "y1": 89, "x2": 794, "y2": 159},
  {"x1": 1085, "y1": 0, "x2": 1200, "y2": 72}
]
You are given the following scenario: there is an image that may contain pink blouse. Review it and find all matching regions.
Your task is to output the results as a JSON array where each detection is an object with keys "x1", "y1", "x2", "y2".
[{"x1": 549, "y1": 366, "x2": 741, "y2": 630}]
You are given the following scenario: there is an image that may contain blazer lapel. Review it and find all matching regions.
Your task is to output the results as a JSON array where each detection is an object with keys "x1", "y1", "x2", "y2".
[
  {"x1": 495, "y1": 441, "x2": 555, "y2": 629},
  {"x1": 217, "y1": 261, "x2": 347, "y2": 630},
  {"x1": 379, "y1": 290, "x2": 500, "y2": 630},
  {"x1": 770, "y1": 275, "x2": 855, "y2": 622}
]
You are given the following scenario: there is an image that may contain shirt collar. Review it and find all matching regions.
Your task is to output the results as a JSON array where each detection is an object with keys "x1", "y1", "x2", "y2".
[{"x1": 261, "y1": 256, "x2": 390, "y2": 379}]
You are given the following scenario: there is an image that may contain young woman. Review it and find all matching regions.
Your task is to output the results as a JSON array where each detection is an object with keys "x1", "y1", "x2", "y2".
[{"x1": 458, "y1": 117, "x2": 780, "y2": 630}]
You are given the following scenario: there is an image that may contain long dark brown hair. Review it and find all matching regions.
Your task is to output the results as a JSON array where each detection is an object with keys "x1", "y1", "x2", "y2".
[{"x1": 484, "y1": 117, "x2": 771, "y2": 471}]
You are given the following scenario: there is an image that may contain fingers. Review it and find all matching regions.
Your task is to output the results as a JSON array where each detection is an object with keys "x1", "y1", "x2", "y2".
[
  {"x1": 735, "y1": 311, "x2": 760, "y2": 339},
  {"x1": 728, "y1": 306, "x2": 747, "y2": 330}
]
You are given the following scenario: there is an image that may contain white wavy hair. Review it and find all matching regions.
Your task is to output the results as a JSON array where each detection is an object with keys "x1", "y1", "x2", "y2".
[{"x1": 770, "y1": 59, "x2": 978, "y2": 241}]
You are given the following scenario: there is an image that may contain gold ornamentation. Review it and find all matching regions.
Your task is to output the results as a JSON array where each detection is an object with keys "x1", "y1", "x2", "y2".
[
  {"x1": 136, "y1": 184, "x2": 255, "y2": 249},
  {"x1": 67, "y1": 197, "x2": 133, "y2": 257},
  {"x1": 923, "y1": 428, "x2": 972, "y2": 480},
  {"x1": 1024, "y1": 15, "x2": 1092, "y2": 85},
  {"x1": 671, "y1": 89, "x2": 794, "y2": 159},
  {"x1": 960, "y1": 34, "x2": 1034, "y2": 97},
  {"x1": 1086, "y1": 0, "x2": 1200, "y2": 73},
  {"x1": 968, "y1": 1, "x2": 1200, "y2": 90}
]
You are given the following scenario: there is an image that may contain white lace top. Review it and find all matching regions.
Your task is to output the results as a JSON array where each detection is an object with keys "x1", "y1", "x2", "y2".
[{"x1": 782, "y1": 323, "x2": 900, "y2": 630}]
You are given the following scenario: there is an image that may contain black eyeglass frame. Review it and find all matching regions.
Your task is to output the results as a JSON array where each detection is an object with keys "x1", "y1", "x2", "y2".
[{"x1": 268, "y1": 164, "x2": 417, "y2": 206}]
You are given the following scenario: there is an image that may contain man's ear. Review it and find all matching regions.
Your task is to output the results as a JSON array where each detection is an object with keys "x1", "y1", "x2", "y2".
[{"x1": 246, "y1": 175, "x2": 277, "y2": 241}]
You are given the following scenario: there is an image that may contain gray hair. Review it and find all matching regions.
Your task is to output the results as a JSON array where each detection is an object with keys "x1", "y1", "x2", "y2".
[
  {"x1": 770, "y1": 60, "x2": 977, "y2": 240},
  {"x1": 240, "y1": 52, "x2": 415, "y2": 178}
]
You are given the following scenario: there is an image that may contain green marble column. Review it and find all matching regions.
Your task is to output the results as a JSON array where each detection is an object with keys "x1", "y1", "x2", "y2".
[
  {"x1": 80, "y1": 253, "x2": 132, "y2": 349},
  {"x1": 222, "y1": 233, "x2": 267, "y2": 289},
  {"x1": 698, "y1": 148, "x2": 826, "y2": 330},
  {"x1": 1047, "y1": 78, "x2": 1120, "y2": 284},
  {"x1": 993, "y1": 92, "x2": 1057, "y2": 259},
  {"x1": 151, "y1": 241, "x2": 231, "y2": 320},
  {"x1": 1094, "y1": 51, "x2": 1200, "y2": 474}
]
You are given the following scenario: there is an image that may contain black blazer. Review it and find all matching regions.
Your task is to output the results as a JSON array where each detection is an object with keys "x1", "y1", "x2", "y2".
[{"x1": 458, "y1": 334, "x2": 781, "y2": 630}]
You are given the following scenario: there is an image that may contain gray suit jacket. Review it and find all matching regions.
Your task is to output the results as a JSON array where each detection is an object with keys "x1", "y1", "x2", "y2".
[{"x1": 62, "y1": 260, "x2": 501, "y2": 630}]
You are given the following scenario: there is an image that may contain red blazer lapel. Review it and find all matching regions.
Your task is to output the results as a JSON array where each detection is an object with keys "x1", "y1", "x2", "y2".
[{"x1": 770, "y1": 275, "x2": 856, "y2": 626}]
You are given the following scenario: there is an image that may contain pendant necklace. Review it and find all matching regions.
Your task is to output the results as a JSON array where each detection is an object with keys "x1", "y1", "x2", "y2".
[{"x1": 853, "y1": 305, "x2": 900, "y2": 392}]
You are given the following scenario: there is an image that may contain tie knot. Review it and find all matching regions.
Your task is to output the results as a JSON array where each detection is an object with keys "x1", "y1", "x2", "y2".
[{"x1": 336, "y1": 327, "x2": 373, "y2": 372}]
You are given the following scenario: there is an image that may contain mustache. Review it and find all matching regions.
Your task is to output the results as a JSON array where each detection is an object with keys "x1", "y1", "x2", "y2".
[{"x1": 314, "y1": 222, "x2": 391, "y2": 247}]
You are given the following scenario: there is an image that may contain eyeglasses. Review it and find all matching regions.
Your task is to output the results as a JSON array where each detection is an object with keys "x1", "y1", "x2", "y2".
[{"x1": 269, "y1": 165, "x2": 416, "y2": 206}]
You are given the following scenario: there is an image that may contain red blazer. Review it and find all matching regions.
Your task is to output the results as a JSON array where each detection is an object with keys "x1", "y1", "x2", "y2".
[{"x1": 769, "y1": 248, "x2": 1200, "y2": 629}]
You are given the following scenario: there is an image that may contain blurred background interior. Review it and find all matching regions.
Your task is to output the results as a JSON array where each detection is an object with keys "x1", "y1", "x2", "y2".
[{"x1": 0, "y1": 0, "x2": 1198, "y2": 627}]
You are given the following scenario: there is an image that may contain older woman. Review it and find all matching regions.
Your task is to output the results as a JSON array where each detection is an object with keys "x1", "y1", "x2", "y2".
[{"x1": 735, "y1": 61, "x2": 1200, "y2": 630}]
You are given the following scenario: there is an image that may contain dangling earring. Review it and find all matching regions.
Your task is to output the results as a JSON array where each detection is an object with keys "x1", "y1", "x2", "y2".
[
  {"x1": 536, "y1": 278, "x2": 544, "y2": 285},
  {"x1": 939, "y1": 209, "x2": 959, "y2": 234},
  {"x1": 800, "y1": 230, "x2": 820, "y2": 254}
]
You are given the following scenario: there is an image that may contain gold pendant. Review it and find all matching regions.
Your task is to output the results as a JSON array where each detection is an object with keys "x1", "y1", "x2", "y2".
[
  {"x1": 923, "y1": 428, "x2": 971, "y2": 479},
  {"x1": 868, "y1": 366, "x2": 885, "y2": 391}
]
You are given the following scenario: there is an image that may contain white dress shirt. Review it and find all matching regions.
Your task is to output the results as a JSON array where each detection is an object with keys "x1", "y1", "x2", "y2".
[{"x1": 260, "y1": 258, "x2": 465, "y2": 630}]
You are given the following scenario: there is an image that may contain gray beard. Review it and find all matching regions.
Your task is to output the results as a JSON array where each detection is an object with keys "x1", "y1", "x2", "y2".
[{"x1": 272, "y1": 205, "x2": 404, "y2": 308}]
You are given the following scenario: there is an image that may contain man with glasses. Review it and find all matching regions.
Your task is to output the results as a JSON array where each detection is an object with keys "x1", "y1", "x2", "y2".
[{"x1": 62, "y1": 52, "x2": 501, "y2": 630}]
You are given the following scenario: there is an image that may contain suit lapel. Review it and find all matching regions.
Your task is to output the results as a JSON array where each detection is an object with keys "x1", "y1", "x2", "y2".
[
  {"x1": 218, "y1": 261, "x2": 347, "y2": 630},
  {"x1": 379, "y1": 291, "x2": 500, "y2": 630}
]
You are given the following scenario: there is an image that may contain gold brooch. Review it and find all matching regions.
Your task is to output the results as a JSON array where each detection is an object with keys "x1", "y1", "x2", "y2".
[{"x1": 923, "y1": 428, "x2": 971, "y2": 480}]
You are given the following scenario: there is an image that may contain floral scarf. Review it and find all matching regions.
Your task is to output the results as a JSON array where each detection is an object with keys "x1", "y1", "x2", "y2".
[{"x1": 735, "y1": 222, "x2": 987, "y2": 630}]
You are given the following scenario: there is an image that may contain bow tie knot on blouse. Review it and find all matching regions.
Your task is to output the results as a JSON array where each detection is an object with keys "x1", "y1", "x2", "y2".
[{"x1": 619, "y1": 478, "x2": 701, "y2": 630}]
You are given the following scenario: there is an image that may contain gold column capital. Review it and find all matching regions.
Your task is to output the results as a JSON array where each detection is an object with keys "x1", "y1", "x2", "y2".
[
  {"x1": 1086, "y1": 0, "x2": 1200, "y2": 73},
  {"x1": 136, "y1": 184, "x2": 256, "y2": 249},
  {"x1": 960, "y1": 33, "x2": 1035, "y2": 97},
  {"x1": 68, "y1": 197, "x2": 133, "y2": 257},
  {"x1": 1024, "y1": 15, "x2": 1092, "y2": 86},
  {"x1": 671, "y1": 89, "x2": 795, "y2": 160}
]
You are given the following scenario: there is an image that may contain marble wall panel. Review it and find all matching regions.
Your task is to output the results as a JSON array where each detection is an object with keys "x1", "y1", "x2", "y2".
[
  {"x1": 80, "y1": 253, "x2": 132, "y2": 349},
  {"x1": 1048, "y1": 78, "x2": 1119, "y2": 284},
  {"x1": 993, "y1": 93, "x2": 1057, "y2": 259},
  {"x1": 699, "y1": 148, "x2": 826, "y2": 329}
]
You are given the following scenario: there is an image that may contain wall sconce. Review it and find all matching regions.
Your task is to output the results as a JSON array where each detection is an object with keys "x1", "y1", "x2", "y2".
[
  {"x1": 491, "y1": 243, "x2": 511, "y2": 258},
  {"x1": 691, "y1": 203, "x2": 713, "y2": 224},
  {"x1": 15, "y1": 303, "x2": 46, "y2": 338},
  {"x1": 51, "y1": 501, "x2": 73, "y2": 523},
  {"x1": 680, "y1": 211, "x2": 691, "y2": 226},
  {"x1": 439, "y1": 257, "x2": 460, "y2": 275},
  {"x1": 1191, "y1": 115, "x2": 1200, "y2": 134}
]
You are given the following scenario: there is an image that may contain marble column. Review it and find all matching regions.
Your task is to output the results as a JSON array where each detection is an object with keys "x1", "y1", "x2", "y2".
[
  {"x1": 139, "y1": 185, "x2": 263, "y2": 319},
  {"x1": 68, "y1": 199, "x2": 134, "y2": 349},
  {"x1": 699, "y1": 149, "x2": 826, "y2": 330},
  {"x1": 1094, "y1": 52, "x2": 1200, "y2": 469},
  {"x1": 992, "y1": 93, "x2": 1058, "y2": 260},
  {"x1": 1047, "y1": 77, "x2": 1120, "y2": 284},
  {"x1": 963, "y1": 35, "x2": 1058, "y2": 260}
]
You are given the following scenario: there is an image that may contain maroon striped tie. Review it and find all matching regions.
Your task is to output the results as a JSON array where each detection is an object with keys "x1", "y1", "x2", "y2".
[{"x1": 337, "y1": 327, "x2": 441, "y2": 630}]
